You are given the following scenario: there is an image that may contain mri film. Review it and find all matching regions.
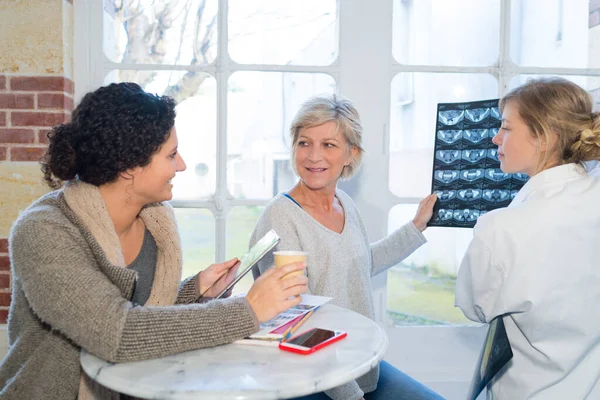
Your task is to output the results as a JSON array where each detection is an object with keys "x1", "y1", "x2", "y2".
[{"x1": 429, "y1": 99, "x2": 528, "y2": 228}]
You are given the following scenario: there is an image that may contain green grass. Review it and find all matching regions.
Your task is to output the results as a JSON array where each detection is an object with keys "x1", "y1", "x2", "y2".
[
  {"x1": 225, "y1": 206, "x2": 264, "y2": 260},
  {"x1": 173, "y1": 208, "x2": 215, "y2": 279},
  {"x1": 174, "y1": 206, "x2": 264, "y2": 293},
  {"x1": 386, "y1": 266, "x2": 474, "y2": 325},
  {"x1": 225, "y1": 206, "x2": 264, "y2": 294}
]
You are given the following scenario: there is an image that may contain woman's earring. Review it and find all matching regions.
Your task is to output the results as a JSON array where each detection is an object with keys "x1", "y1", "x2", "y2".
[{"x1": 125, "y1": 184, "x2": 133, "y2": 205}]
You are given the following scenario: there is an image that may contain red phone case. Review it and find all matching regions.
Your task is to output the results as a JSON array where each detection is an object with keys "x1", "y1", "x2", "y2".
[{"x1": 279, "y1": 329, "x2": 347, "y2": 355}]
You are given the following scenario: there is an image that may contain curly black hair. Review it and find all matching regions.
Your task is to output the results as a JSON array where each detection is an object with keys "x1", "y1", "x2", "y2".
[{"x1": 41, "y1": 82, "x2": 177, "y2": 189}]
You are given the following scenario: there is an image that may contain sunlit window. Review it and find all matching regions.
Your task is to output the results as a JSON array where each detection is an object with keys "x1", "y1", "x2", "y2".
[
  {"x1": 103, "y1": 0, "x2": 219, "y2": 65},
  {"x1": 392, "y1": 0, "x2": 500, "y2": 66},
  {"x1": 228, "y1": 0, "x2": 337, "y2": 65},
  {"x1": 227, "y1": 72, "x2": 335, "y2": 199},
  {"x1": 385, "y1": 0, "x2": 600, "y2": 326},
  {"x1": 100, "y1": 0, "x2": 339, "y2": 281},
  {"x1": 88, "y1": 0, "x2": 600, "y2": 326}
]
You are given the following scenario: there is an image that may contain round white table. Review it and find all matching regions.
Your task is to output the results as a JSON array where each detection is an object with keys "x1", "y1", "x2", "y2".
[{"x1": 80, "y1": 304, "x2": 388, "y2": 400}]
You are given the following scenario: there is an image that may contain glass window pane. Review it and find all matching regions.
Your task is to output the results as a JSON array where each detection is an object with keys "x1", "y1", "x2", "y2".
[
  {"x1": 103, "y1": 0, "x2": 218, "y2": 65},
  {"x1": 228, "y1": 0, "x2": 337, "y2": 65},
  {"x1": 389, "y1": 73, "x2": 498, "y2": 198},
  {"x1": 510, "y1": 0, "x2": 592, "y2": 68},
  {"x1": 227, "y1": 71, "x2": 336, "y2": 199},
  {"x1": 104, "y1": 70, "x2": 217, "y2": 200},
  {"x1": 226, "y1": 206, "x2": 265, "y2": 295},
  {"x1": 509, "y1": 75, "x2": 600, "y2": 111},
  {"x1": 387, "y1": 205, "x2": 475, "y2": 326},
  {"x1": 392, "y1": 0, "x2": 500, "y2": 66},
  {"x1": 174, "y1": 208, "x2": 215, "y2": 279}
]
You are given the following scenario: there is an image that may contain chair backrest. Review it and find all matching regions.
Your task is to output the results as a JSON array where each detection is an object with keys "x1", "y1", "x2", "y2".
[{"x1": 466, "y1": 316, "x2": 513, "y2": 400}]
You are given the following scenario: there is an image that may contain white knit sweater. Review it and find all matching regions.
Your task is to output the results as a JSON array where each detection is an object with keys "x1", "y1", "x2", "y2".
[{"x1": 250, "y1": 189, "x2": 427, "y2": 400}]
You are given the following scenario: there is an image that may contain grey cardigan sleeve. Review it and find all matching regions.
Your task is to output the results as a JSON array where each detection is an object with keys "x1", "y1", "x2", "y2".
[
  {"x1": 10, "y1": 216, "x2": 260, "y2": 364},
  {"x1": 176, "y1": 275, "x2": 200, "y2": 304},
  {"x1": 342, "y1": 191, "x2": 426, "y2": 277},
  {"x1": 369, "y1": 222, "x2": 427, "y2": 277}
]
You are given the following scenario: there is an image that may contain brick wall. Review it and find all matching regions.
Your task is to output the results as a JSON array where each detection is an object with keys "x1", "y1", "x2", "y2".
[
  {"x1": 0, "y1": 74, "x2": 73, "y2": 322},
  {"x1": 0, "y1": 238, "x2": 8, "y2": 323}
]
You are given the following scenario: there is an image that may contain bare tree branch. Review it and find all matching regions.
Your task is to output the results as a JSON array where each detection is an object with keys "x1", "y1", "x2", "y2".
[
  {"x1": 163, "y1": 72, "x2": 209, "y2": 103},
  {"x1": 198, "y1": 14, "x2": 217, "y2": 64},
  {"x1": 192, "y1": 0, "x2": 208, "y2": 62}
]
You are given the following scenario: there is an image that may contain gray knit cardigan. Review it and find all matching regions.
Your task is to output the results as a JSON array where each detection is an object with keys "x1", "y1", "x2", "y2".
[{"x1": 0, "y1": 187, "x2": 259, "y2": 399}]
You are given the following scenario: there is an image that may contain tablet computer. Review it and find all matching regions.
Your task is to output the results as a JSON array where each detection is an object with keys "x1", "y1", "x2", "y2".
[{"x1": 213, "y1": 229, "x2": 280, "y2": 299}]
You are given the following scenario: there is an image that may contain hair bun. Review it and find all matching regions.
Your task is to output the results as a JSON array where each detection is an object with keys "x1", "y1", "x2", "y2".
[
  {"x1": 580, "y1": 128, "x2": 595, "y2": 142},
  {"x1": 41, "y1": 124, "x2": 78, "y2": 188}
]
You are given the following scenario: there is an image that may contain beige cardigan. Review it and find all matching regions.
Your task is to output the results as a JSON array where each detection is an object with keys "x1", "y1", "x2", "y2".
[{"x1": 0, "y1": 181, "x2": 259, "y2": 399}]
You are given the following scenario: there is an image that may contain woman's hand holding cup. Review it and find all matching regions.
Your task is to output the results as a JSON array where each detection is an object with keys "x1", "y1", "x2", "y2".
[{"x1": 246, "y1": 261, "x2": 308, "y2": 323}]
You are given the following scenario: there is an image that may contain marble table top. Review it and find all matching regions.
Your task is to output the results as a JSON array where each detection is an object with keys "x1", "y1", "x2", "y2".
[{"x1": 81, "y1": 304, "x2": 388, "y2": 400}]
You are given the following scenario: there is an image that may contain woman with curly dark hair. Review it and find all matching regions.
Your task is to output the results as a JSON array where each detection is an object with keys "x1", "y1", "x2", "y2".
[{"x1": 0, "y1": 82, "x2": 307, "y2": 400}]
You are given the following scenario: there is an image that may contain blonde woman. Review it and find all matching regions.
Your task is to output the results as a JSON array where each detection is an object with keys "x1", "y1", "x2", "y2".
[
  {"x1": 251, "y1": 94, "x2": 441, "y2": 400},
  {"x1": 456, "y1": 77, "x2": 600, "y2": 399}
]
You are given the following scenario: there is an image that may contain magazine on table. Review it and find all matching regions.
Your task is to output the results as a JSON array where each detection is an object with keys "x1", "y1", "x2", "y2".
[{"x1": 234, "y1": 294, "x2": 332, "y2": 347}]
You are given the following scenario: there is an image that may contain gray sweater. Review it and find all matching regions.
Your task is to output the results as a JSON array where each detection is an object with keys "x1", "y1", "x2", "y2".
[
  {"x1": 0, "y1": 189, "x2": 259, "y2": 399},
  {"x1": 250, "y1": 190, "x2": 426, "y2": 400},
  {"x1": 127, "y1": 229, "x2": 157, "y2": 305}
]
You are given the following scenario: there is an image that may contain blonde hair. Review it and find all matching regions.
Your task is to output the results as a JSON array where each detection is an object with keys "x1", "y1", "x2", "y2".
[
  {"x1": 500, "y1": 77, "x2": 600, "y2": 172},
  {"x1": 289, "y1": 94, "x2": 364, "y2": 179}
]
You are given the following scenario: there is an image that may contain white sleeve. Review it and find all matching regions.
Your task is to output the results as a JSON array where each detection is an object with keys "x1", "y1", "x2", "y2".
[{"x1": 455, "y1": 236, "x2": 505, "y2": 323}]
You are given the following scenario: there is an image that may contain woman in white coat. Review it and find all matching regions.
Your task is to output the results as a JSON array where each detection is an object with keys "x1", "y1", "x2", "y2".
[{"x1": 455, "y1": 77, "x2": 600, "y2": 399}]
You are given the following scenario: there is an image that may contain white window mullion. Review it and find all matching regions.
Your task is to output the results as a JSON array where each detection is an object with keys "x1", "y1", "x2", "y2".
[
  {"x1": 337, "y1": 0, "x2": 394, "y2": 324},
  {"x1": 498, "y1": 0, "x2": 515, "y2": 96},
  {"x1": 74, "y1": 0, "x2": 105, "y2": 102},
  {"x1": 214, "y1": 0, "x2": 232, "y2": 262}
]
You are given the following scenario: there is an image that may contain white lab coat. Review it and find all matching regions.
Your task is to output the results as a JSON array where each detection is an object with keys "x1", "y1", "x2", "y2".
[{"x1": 456, "y1": 163, "x2": 600, "y2": 400}]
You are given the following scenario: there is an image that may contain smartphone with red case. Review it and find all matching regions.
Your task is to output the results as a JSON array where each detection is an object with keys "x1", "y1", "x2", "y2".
[{"x1": 279, "y1": 328, "x2": 347, "y2": 355}]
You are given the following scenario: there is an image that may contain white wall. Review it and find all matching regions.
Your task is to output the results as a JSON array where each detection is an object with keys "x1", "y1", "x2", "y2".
[{"x1": 385, "y1": 325, "x2": 487, "y2": 399}]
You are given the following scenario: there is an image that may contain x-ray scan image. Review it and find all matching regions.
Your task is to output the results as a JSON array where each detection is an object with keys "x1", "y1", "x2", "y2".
[{"x1": 429, "y1": 99, "x2": 529, "y2": 228}]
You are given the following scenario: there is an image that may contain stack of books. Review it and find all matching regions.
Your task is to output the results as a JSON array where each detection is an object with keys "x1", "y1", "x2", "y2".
[{"x1": 235, "y1": 294, "x2": 332, "y2": 347}]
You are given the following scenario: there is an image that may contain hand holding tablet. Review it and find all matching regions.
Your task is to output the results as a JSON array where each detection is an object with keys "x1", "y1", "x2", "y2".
[
  {"x1": 196, "y1": 258, "x2": 242, "y2": 299},
  {"x1": 198, "y1": 229, "x2": 281, "y2": 300},
  {"x1": 198, "y1": 229, "x2": 309, "y2": 324}
]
